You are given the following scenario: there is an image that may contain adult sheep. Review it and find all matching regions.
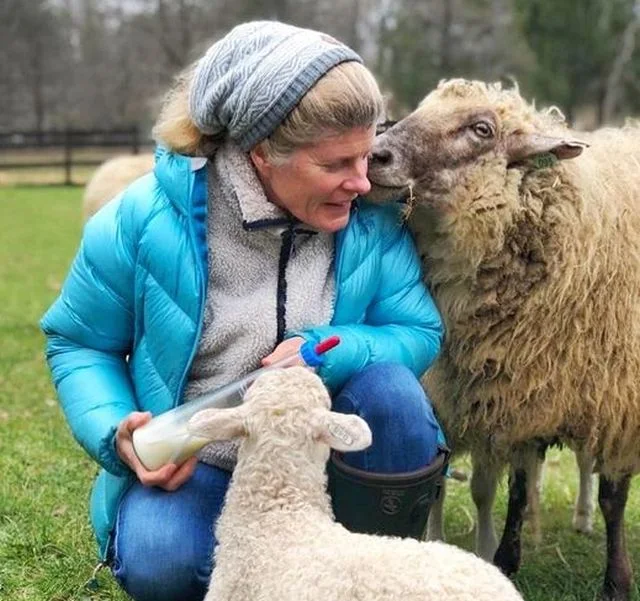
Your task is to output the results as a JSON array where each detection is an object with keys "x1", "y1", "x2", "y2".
[
  {"x1": 367, "y1": 79, "x2": 640, "y2": 601},
  {"x1": 82, "y1": 153, "x2": 155, "y2": 222},
  {"x1": 187, "y1": 366, "x2": 523, "y2": 601}
]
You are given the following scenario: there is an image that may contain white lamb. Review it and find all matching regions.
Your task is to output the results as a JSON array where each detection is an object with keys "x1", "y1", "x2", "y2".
[{"x1": 188, "y1": 366, "x2": 523, "y2": 601}]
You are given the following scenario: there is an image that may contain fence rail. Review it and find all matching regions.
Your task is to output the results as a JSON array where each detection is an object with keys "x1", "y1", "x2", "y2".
[{"x1": 0, "y1": 127, "x2": 150, "y2": 185}]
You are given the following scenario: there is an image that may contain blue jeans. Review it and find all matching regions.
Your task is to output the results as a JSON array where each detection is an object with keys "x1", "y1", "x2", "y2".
[{"x1": 110, "y1": 363, "x2": 440, "y2": 601}]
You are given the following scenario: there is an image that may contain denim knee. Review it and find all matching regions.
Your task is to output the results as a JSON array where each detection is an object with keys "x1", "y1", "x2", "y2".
[
  {"x1": 112, "y1": 531, "x2": 211, "y2": 601},
  {"x1": 110, "y1": 463, "x2": 230, "y2": 601},
  {"x1": 333, "y1": 362, "x2": 440, "y2": 472}
]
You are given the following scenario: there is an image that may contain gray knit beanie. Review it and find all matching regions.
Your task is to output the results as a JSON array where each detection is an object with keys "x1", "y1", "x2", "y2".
[{"x1": 189, "y1": 21, "x2": 363, "y2": 151}]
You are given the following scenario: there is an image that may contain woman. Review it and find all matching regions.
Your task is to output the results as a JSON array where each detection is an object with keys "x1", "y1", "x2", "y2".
[{"x1": 41, "y1": 21, "x2": 444, "y2": 601}]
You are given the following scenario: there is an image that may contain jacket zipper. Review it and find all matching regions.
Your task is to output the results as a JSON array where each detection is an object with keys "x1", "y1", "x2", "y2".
[{"x1": 175, "y1": 167, "x2": 207, "y2": 406}]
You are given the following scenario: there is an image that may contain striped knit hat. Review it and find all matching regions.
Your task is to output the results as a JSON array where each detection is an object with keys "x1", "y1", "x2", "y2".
[{"x1": 189, "y1": 21, "x2": 362, "y2": 151}]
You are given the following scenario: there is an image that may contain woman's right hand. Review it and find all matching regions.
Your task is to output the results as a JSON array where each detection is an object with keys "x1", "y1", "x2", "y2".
[{"x1": 115, "y1": 411, "x2": 198, "y2": 491}]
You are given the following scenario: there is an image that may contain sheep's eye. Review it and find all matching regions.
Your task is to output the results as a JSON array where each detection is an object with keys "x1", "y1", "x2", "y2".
[
  {"x1": 376, "y1": 120, "x2": 397, "y2": 136},
  {"x1": 472, "y1": 121, "x2": 494, "y2": 138}
]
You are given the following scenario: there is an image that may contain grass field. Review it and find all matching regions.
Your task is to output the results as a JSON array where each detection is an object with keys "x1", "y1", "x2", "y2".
[{"x1": 0, "y1": 185, "x2": 638, "y2": 601}]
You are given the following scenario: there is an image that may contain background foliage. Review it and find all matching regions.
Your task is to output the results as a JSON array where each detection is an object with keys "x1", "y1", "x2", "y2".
[{"x1": 2, "y1": 0, "x2": 640, "y2": 134}]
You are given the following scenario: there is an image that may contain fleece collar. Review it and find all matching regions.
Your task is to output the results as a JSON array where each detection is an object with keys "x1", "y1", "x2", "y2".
[{"x1": 216, "y1": 140, "x2": 294, "y2": 232}]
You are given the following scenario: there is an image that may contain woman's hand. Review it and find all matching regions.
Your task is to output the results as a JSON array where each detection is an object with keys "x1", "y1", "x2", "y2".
[
  {"x1": 261, "y1": 336, "x2": 306, "y2": 366},
  {"x1": 115, "y1": 411, "x2": 198, "y2": 491}
]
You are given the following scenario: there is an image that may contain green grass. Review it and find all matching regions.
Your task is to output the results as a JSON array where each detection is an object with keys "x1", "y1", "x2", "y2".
[
  {"x1": 0, "y1": 185, "x2": 638, "y2": 600},
  {"x1": 0, "y1": 186, "x2": 128, "y2": 600},
  {"x1": 446, "y1": 452, "x2": 640, "y2": 600}
]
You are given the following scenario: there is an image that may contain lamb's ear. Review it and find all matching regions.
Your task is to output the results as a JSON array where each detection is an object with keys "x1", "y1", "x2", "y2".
[
  {"x1": 312, "y1": 410, "x2": 372, "y2": 452},
  {"x1": 506, "y1": 132, "x2": 588, "y2": 165},
  {"x1": 187, "y1": 407, "x2": 246, "y2": 441}
]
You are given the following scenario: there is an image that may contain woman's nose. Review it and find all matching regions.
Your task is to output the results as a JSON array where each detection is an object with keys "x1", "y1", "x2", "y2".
[
  {"x1": 343, "y1": 159, "x2": 371, "y2": 195},
  {"x1": 353, "y1": 175, "x2": 371, "y2": 195}
]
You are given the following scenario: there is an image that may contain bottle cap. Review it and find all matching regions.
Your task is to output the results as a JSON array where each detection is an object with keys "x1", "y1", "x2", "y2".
[{"x1": 300, "y1": 335, "x2": 340, "y2": 367}]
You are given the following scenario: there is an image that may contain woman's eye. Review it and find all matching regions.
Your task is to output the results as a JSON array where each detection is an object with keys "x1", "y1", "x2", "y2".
[
  {"x1": 321, "y1": 154, "x2": 369, "y2": 172},
  {"x1": 472, "y1": 121, "x2": 494, "y2": 138}
]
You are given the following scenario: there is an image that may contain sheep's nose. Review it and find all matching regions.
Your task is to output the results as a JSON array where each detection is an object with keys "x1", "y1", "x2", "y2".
[{"x1": 369, "y1": 148, "x2": 394, "y2": 167}]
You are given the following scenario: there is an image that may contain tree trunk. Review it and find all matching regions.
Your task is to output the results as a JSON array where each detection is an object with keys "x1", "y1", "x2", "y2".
[
  {"x1": 602, "y1": 2, "x2": 640, "y2": 124},
  {"x1": 440, "y1": 0, "x2": 453, "y2": 71},
  {"x1": 29, "y1": 37, "x2": 46, "y2": 133}
]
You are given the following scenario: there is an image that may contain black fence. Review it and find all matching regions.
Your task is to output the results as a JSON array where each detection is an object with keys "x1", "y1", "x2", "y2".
[{"x1": 0, "y1": 127, "x2": 150, "y2": 185}]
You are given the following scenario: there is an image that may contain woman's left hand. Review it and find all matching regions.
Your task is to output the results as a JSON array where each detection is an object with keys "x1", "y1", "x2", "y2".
[{"x1": 261, "y1": 336, "x2": 306, "y2": 366}]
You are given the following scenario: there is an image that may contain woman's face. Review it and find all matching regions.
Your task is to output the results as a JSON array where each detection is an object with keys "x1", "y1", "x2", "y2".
[{"x1": 251, "y1": 127, "x2": 376, "y2": 233}]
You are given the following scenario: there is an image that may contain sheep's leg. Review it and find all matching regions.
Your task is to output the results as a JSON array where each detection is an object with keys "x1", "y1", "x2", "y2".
[
  {"x1": 426, "y1": 476, "x2": 446, "y2": 541},
  {"x1": 523, "y1": 445, "x2": 545, "y2": 545},
  {"x1": 573, "y1": 448, "x2": 595, "y2": 534},
  {"x1": 470, "y1": 457, "x2": 499, "y2": 561},
  {"x1": 493, "y1": 466, "x2": 528, "y2": 576},
  {"x1": 599, "y1": 474, "x2": 633, "y2": 601}
]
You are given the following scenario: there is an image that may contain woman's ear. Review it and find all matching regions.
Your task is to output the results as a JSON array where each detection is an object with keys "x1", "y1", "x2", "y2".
[{"x1": 249, "y1": 143, "x2": 271, "y2": 178}]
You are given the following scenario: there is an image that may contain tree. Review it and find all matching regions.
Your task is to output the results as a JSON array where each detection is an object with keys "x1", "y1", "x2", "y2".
[
  {"x1": 376, "y1": 0, "x2": 531, "y2": 112},
  {"x1": 602, "y1": 1, "x2": 640, "y2": 122},
  {"x1": 513, "y1": 0, "x2": 638, "y2": 125},
  {"x1": 0, "y1": 0, "x2": 72, "y2": 130}
]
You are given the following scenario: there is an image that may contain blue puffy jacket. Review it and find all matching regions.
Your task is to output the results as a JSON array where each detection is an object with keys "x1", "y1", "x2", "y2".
[{"x1": 40, "y1": 148, "x2": 443, "y2": 558}]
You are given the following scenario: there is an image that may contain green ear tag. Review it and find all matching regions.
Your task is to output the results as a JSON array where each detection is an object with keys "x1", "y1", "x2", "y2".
[{"x1": 530, "y1": 153, "x2": 558, "y2": 170}]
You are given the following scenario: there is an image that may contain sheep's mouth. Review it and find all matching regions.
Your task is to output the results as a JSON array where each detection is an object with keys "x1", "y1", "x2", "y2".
[
  {"x1": 368, "y1": 178, "x2": 406, "y2": 188},
  {"x1": 366, "y1": 180, "x2": 410, "y2": 202},
  {"x1": 369, "y1": 182, "x2": 409, "y2": 193}
]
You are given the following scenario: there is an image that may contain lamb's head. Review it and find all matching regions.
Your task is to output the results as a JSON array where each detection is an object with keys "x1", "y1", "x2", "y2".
[
  {"x1": 187, "y1": 367, "x2": 372, "y2": 467},
  {"x1": 368, "y1": 80, "x2": 586, "y2": 261}
]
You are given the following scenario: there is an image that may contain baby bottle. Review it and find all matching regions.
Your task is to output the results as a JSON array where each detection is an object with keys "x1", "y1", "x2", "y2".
[{"x1": 132, "y1": 336, "x2": 340, "y2": 470}]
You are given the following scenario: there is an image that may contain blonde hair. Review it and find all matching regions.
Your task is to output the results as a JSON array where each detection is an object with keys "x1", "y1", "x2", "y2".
[{"x1": 153, "y1": 61, "x2": 383, "y2": 159}]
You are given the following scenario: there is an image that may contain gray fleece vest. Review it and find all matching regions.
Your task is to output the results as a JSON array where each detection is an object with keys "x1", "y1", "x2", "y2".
[{"x1": 184, "y1": 141, "x2": 335, "y2": 470}]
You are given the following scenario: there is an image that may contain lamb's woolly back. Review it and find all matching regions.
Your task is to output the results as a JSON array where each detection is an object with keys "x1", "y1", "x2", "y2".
[
  {"x1": 82, "y1": 154, "x2": 155, "y2": 222},
  {"x1": 369, "y1": 78, "x2": 640, "y2": 475},
  {"x1": 188, "y1": 366, "x2": 523, "y2": 601}
]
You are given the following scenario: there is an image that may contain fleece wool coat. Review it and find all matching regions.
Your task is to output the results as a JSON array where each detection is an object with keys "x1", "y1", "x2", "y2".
[{"x1": 40, "y1": 147, "x2": 443, "y2": 558}]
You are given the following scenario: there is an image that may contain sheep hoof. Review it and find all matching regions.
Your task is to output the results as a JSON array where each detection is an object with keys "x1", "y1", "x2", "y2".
[
  {"x1": 449, "y1": 468, "x2": 468, "y2": 482},
  {"x1": 600, "y1": 582, "x2": 632, "y2": 601},
  {"x1": 572, "y1": 511, "x2": 594, "y2": 534},
  {"x1": 493, "y1": 544, "x2": 521, "y2": 577}
]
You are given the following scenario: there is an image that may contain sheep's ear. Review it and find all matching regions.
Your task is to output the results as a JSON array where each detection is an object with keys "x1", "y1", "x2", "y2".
[
  {"x1": 187, "y1": 407, "x2": 247, "y2": 441},
  {"x1": 312, "y1": 410, "x2": 372, "y2": 452},
  {"x1": 506, "y1": 132, "x2": 588, "y2": 165}
]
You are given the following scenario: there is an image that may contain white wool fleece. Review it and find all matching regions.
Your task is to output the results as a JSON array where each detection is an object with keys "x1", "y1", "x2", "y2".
[
  {"x1": 187, "y1": 367, "x2": 523, "y2": 601},
  {"x1": 210, "y1": 517, "x2": 524, "y2": 601}
]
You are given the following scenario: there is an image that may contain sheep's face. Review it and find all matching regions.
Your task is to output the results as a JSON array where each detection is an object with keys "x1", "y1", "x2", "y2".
[
  {"x1": 188, "y1": 367, "x2": 371, "y2": 465},
  {"x1": 367, "y1": 79, "x2": 584, "y2": 219}
]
